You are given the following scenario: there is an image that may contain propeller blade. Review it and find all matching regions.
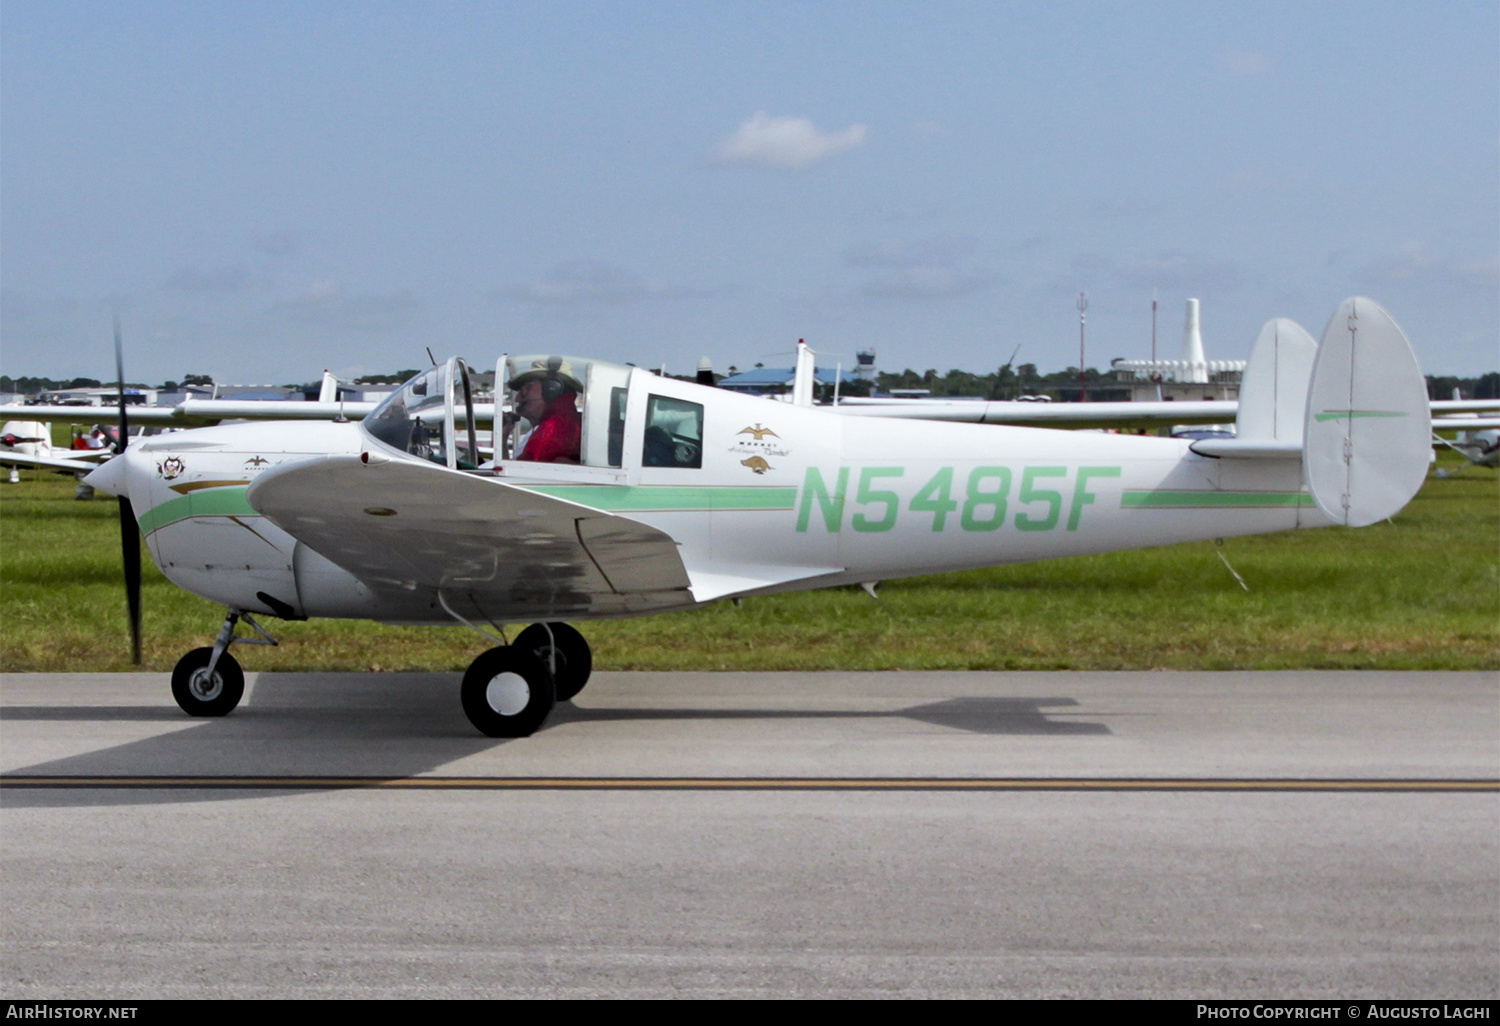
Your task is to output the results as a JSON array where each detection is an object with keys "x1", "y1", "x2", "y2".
[
  {"x1": 113, "y1": 316, "x2": 141, "y2": 664},
  {"x1": 113, "y1": 315, "x2": 129, "y2": 453},
  {"x1": 119, "y1": 495, "x2": 143, "y2": 665}
]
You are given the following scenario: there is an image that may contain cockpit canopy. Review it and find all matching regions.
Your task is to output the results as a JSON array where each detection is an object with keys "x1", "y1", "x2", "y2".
[
  {"x1": 361, "y1": 354, "x2": 635, "y2": 470},
  {"x1": 502, "y1": 354, "x2": 630, "y2": 467}
]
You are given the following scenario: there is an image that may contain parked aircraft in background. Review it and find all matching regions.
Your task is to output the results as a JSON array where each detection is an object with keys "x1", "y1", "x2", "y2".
[
  {"x1": 0, "y1": 420, "x2": 115, "y2": 477},
  {"x1": 1434, "y1": 427, "x2": 1499, "y2": 476},
  {"x1": 72, "y1": 297, "x2": 1435, "y2": 738}
]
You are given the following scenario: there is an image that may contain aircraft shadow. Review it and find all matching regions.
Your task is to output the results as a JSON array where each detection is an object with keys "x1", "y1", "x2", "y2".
[
  {"x1": 0, "y1": 675, "x2": 1109, "y2": 809},
  {"x1": 549, "y1": 697, "x2": 1109, "y2": 736}
]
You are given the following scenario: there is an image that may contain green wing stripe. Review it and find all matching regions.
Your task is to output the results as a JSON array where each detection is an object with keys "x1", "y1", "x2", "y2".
[
  {"x1": 525, "y1": 484, "x2": 798, "y2": 512},
  {"x1": 1122, "y1": 490, "x2": 1316, "y2": 509},
  {"x1": 135, "y1": 487, "x2": 257, "y2": 536}
]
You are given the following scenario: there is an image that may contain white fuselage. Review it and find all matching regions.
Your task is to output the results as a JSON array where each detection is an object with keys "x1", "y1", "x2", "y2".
[{"x1": 93, "y1": 375, "x2": 1333, "y2": 626}]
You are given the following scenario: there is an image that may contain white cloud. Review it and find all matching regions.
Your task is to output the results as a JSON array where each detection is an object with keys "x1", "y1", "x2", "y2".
[
  {"x1": 1095, "y1": 252, "x2": 1241, "y2": 291},
  {"x1": 842, "y1": 236, "x2": 994, "y2": 299},
  {"x1": 1358, "y1": 244, "x2": 1500, "y2": 290},
  {"x1": 254, "y1": 231, "x2": 302, "y2": 258},
  {"x1": 166, "y1": 264, "x2": 251, "y2": 293},
  {"x1": 498, "y1": 260, "x2": 713, "y2": 305},
  {"x1": 273, "y1": 279, "x2": 420, "y2": 330},
  {"x1": 713, "y1": 112, "x2": 867, "y2": 169},
  {"x1": 1222, "y1": 48, "x2": 1272, "y2": 77},
  {"x1": 844, "y1": 236, "x2": 976, "y2": 270},
  {"x1": 860, "y1": 267, "x2": 996, "y2": 300}
]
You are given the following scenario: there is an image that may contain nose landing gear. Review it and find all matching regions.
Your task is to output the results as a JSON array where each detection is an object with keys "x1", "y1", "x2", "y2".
[{"x1": 169, "y1": 609, "x2": 278, "y2": 717}]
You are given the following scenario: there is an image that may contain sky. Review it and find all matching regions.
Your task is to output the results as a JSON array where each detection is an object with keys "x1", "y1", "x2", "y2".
[{"x1": 2, "y1": 0, "x2": 1496, "y2": 388}]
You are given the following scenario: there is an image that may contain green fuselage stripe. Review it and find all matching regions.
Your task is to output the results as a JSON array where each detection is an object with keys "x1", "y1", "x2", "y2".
[
  {"x1": 135, "y1": 487, "x2": 257, "y2": 536},
  {"x1": 1121, "y1": 490, "x2": 1315, "y2": 509},
  {"x1": 524, "y1": 484, "x2": 798, "y2": 512}
]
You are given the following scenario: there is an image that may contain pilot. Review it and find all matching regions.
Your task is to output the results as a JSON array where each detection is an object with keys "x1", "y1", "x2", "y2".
[{"x1": 509, "y1": 357, "x2": 583, "y2": 463}]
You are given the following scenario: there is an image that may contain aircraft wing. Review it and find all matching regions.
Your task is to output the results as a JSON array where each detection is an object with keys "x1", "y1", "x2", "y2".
[
  {"x1": 833, "y1": 397, "x2": 1240, "y2": 429},
  {"x1": 1431, "y1": 399, "x2": 1500, "y2": 415},
  {"x1": 1433, "y1": 416, "x2": 1500, "y2": 432},
  {"x1": 0, "y1": 400, "x2": 389, "y2": 426},
  {"x1": 0, "y1": 399, "x2": 501, "y2": 427},
  {"x1": 246, "y1": 453, "x2": 695, "y2": 619},
  {"x1": 834, "y1": 396, "x2": 1500, "y2": 432},
  {"x1": 0, "y1": 450, "x2": 112, "y2": 473}
]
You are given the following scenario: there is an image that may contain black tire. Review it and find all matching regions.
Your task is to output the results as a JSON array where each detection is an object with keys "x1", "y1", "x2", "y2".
[
  {"x1": 512, "y1": 622, "x2": 593, "y2": 702},
  {"x1": 170, "y1": 647, "x2": 245, "y2": 717},
  {"x1": 460, "y1": 647, "x2": 556, "y2": 737}
]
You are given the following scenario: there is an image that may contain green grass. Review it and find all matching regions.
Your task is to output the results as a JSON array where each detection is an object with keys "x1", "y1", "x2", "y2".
[{"x1": 1, "y1": 453, "x2": 1495, "y2": 672}]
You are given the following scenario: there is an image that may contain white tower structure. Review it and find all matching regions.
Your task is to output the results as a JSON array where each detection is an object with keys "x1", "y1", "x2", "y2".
[{"x1": 1181, "y1": 298, "x2": 1209, "y2": 383}]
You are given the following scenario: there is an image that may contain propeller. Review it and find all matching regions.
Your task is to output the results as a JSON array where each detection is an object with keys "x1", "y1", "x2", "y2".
[{"x1": 113, "y1": 316, "x2": 142, "y2": 664}]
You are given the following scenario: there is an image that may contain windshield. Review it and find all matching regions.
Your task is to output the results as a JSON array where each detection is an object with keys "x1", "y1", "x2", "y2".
[
  {"x1": 362, "y1": 360, "x2": 481, "y2": 468},
  {"x1": 364, "y1": 355, "x2": 630, "y2": 471},
  {"x1": 364, "y1": 366, "x2": 447, "y2": 461}
]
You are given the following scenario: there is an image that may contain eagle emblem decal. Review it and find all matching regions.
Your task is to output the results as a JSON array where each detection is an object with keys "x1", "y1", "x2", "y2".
[{"x1": 730, "y1": 423, "x2": 790, "y2": 471}]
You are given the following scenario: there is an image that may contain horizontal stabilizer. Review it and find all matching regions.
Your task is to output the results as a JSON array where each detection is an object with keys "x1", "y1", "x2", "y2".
[
  {"x1": 1303, "y1": 297, "x2": 1431, "y2": 527},
  {"x1": 1188, "y1": 438, "x2": 1302, "y2": 459}
]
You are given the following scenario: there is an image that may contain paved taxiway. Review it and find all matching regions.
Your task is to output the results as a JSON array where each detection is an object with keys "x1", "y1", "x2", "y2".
[{"x1": 2, "y1": 670, "x2": 1496, "y2": 998}]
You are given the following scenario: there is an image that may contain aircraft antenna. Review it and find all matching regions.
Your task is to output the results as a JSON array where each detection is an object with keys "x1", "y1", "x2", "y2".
[
  {"x1": 1151, "y1": 290, "x2": 1162, "y2": 401},
  {"x1": 1150, "y1": 289, "x2": 1159, "y2": 364},
  {"x1": 426, "y1": 346, "x2": 437, "y2": 367},
  {"x1": 1077, "y1": 292, "x2": 1088, "y2": 403}
]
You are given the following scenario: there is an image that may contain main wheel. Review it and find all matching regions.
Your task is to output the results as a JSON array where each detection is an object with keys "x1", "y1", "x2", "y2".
[
  {"x1": 512, "y1": 622, "x2": 593, "y2": 702},
  {"x1": 170, "y1": 647, "x2": 245, "y2": 717},
  {"x1": 461, "y1": 647, "x2": 556, "y2": 737}
]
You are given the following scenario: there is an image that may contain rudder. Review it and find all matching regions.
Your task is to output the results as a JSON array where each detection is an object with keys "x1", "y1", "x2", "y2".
[{"x1": 1303, "y1": 297, "x2": 1431, "y2": 527}]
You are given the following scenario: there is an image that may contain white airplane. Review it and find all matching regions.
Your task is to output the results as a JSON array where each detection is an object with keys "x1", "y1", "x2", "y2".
[
  {"x1": 0, "y1": 419, "x2": 115, "y2": 477},
  {"x1": 66, "y1": 296, "x2": 1436, "y2": 738},
  {"x1": 1433, "y1": 427, "x2": 1499, "y2": 475}
]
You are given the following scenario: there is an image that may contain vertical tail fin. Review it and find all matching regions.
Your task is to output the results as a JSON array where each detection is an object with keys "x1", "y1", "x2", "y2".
[
  {"x1": 1236, "y1": 318, "x2": 1317, "y2": 445},
  {"x1": 792, "y1": 339, "x2": 816, "y2": 407},
  {"x1": 1303, "y1": 297, "x2": 1431, "y2": 527}
]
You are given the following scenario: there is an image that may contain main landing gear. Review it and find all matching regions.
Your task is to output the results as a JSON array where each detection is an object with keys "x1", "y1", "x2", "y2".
[
  {"x1": 460, "y1": 622, "x2": 593, "y2": 738},
  {"x1": 170, "y1": 609, "x2": 277, "y2": 717},
  {"x1": 166, "y1": 611, "x2": 592, "y2": 739}
]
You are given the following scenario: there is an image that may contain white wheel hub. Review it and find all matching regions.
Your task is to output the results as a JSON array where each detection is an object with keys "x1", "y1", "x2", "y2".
[
  {"x1": 485, "y1": 673, "x2": 530, "y2": 716},
  {"x1": 189, "y1": 669, "x2": 223, "y2": 702}
]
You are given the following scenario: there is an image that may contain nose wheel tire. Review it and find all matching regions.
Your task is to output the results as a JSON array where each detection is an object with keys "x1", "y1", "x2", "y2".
[
  {"x1": 461, "y1": 647, "x2": 556, "y2": 737},
  {"x1": 512, "y1": 622, "x2": 592, "y2": 702},
  {"x1": 170, "y1": 647, "x2": 245, "y2": 717}
]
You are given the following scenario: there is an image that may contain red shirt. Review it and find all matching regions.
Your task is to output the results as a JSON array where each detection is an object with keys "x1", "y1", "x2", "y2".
[{"x1": 517, "y1": 393, "x2": 582, "y2": 463}]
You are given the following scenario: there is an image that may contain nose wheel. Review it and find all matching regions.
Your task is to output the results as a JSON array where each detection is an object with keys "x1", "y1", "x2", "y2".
[
  {"x1": 171, "y1": 647, "x2": 245, "y2": 716},
  {"x1": 169, "y1": 608, "x2": 277, "y2": 718}
]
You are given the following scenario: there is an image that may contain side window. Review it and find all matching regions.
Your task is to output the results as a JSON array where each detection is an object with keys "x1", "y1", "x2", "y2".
[
  {"x1": 607, "y1": 386, "x2": 628, "y2": 468},
  {"x1": 643, "y1": 395, "x2": 703, "y2": 468}
]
